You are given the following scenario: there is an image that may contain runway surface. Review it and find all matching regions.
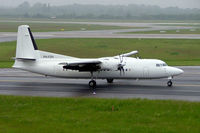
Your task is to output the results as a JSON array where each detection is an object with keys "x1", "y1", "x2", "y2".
[
  {"x1": 0, "y1": 66, "x2": 200, "y2": 101},
  {"x1": 1, "y1": 31, "x2": 200, "y2": 43},
  {"x1": 0, "y1": 21, "x2": 200, "y2": 42}
]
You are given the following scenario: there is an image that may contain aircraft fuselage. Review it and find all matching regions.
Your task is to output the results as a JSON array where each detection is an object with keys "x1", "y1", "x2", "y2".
[{"x1": 14, "y1": 57, "x2": 183, "y2": 79}]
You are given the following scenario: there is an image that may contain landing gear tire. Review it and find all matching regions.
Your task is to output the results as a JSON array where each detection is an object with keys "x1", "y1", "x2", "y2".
[
  {"x1": 107, "y1": 78, "x2": 114, "y2": 83},
  {"x1": 167, "y1": 80, "x2": 173, "y2": 87},
  {"x1": 89, "y1": 80, "x2": 96, "y2": 88}
]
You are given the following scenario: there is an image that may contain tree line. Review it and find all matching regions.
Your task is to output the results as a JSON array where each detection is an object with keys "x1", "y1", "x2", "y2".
[{"x1": 0, "y1": 1, "x2": 200, "y2": 20}]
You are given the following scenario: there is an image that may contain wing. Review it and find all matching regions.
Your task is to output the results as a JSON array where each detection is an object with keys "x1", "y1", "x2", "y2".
[
  {"x1": 58, "y1": 50, "x2": 138, "y2": 72},
  {"x1": 59, "y1": 59, "x2": 102, "y2": 72}
]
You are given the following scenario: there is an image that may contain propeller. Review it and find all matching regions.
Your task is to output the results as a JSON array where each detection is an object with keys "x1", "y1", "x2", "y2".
[
  {"x1": 118, "y1": 55, "x2": 126, "y2": 76},
  {"x1": 116, "y1": 50, "x2": 139, "y2": 76}
]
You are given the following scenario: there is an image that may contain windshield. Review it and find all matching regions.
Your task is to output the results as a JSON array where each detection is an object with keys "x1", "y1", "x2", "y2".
[{"x1": 156, "y1": 63, "x2": 168, "y2": 67}]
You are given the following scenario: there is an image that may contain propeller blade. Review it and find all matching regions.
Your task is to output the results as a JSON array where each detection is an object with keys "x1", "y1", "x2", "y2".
[
  {"x1": 121, "y1": 50, "x2": 138, "y2": 57},
  {"x1": 119, "y1": 55, "x2": 122, "y2": 63},
  {"x1": 122, "y1": 67, "x2": 125, "y2": 75},
  {"x1": 118, "y1": 54, "x2": 126, "y2": 76}
]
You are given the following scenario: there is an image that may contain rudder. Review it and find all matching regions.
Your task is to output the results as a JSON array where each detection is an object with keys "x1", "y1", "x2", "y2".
[{"x1": 15, "y1": 25, "x2": 38, "y2": 60}]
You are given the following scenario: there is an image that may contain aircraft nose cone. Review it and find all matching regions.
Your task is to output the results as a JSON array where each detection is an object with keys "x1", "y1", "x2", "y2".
[
  {"x1": 178, "y1": 68, "x2": 184, "y2": 74},
  {"x1": 166, "y1": 67, "x2": 184, "y2": 76},
  {"x1": 170, "y1": 67, "x2": 184, "y2": 76}
]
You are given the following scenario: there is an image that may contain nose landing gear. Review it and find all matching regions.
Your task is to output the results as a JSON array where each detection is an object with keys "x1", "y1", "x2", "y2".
[
  {"x1": 167, "y1": 80, "x2": 173, "y2": 87},
  {"x1": 167, "y1": 76, "x2": 173, "y2": 87}
]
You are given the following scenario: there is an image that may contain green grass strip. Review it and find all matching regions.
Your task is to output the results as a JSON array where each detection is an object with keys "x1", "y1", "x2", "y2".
[
  {"x1": 0, "y1": 95, "x2": 200, "y2": 133},
  {"x1": 0, "y1": 38, "x2": 200, "y2": 67},
  {"x1": 0, "y1": 22, "x2": 139, "y2": 32}
]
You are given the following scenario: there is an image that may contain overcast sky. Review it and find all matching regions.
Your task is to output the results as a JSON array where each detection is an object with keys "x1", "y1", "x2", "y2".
[{"x1": 1, "y1": 0, "x2": 200, "y2": 9}]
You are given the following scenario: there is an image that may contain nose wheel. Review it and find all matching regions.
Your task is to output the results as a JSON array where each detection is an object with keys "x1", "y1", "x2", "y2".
[{"x1": 167, "y1": 80, "x2": 173, "y2": 87}]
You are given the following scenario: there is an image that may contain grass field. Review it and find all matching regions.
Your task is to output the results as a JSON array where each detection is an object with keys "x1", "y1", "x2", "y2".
[
  {"x1": 0, "y1": 95, "x2": 200, "y2": 133},
  {"x1": 123, "y1": 28, "x2": 200, "y2": 34},
  {"x1": 0, "y1": 38, "x2": 200, "y2": 68},
  {"x1": 0, "y1": 22, "x2": 137, "y2": 32}
]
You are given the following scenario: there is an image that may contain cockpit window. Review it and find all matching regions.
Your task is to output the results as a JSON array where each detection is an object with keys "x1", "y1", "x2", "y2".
[
  {"x1": 163, "y1": 63, "x2": 167, "y2": 66},
  {"x1": 156, "y1": 63, "x2": 168, "y2": 67}
]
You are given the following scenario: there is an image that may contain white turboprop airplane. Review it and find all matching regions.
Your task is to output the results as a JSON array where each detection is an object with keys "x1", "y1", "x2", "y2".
[{"x1": 13, "y1": 25, "x2": 183, "y2": 90}]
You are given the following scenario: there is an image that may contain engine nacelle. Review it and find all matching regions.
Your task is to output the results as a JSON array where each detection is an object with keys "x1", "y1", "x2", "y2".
[{"x1": 99, "y1": 59, "x2": 119, "y2": 71}]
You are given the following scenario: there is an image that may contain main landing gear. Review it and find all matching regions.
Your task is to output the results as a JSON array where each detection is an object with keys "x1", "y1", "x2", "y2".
[
  {"x1": 89, "y1": 80, "x2": 97, "y2": 95},
  {"x1": 89, "y1": 72, "x2": 97, "y2": 95},
  {"x1": 89, "y1": 80, "x2": 96, "y2": 88},
  {"x1": 106, "y1": 78, "x2": 114, "y2": 83}
]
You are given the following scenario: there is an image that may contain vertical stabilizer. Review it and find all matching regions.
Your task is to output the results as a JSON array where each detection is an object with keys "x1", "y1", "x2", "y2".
[{"x1": 16, "y1": 25, "x2": 38, "y2": 59}]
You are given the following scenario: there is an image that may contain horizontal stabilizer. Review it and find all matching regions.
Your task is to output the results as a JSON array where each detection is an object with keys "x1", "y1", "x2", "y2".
[{"x1": 12, "y1": 57, "x2": 36, "y2": 61}]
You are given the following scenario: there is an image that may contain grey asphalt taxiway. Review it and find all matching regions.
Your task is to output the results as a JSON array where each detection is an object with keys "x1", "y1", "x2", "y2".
[
  {"x1": 0, "y1": 21, "x2": 200, "y2": 43},
  {"x1": 0, "y1": 66, "x2": 200, "y2": 101}
]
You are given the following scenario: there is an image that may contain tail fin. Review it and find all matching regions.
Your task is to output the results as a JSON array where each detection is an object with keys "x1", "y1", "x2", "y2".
[{"x1": 15, "y1": 25, "x2": 38, "y2": 60}]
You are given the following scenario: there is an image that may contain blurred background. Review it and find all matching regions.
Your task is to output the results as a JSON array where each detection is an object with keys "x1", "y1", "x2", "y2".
[{"x1": 0, "y1": 0, "x2": 199, "y2": 21}]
